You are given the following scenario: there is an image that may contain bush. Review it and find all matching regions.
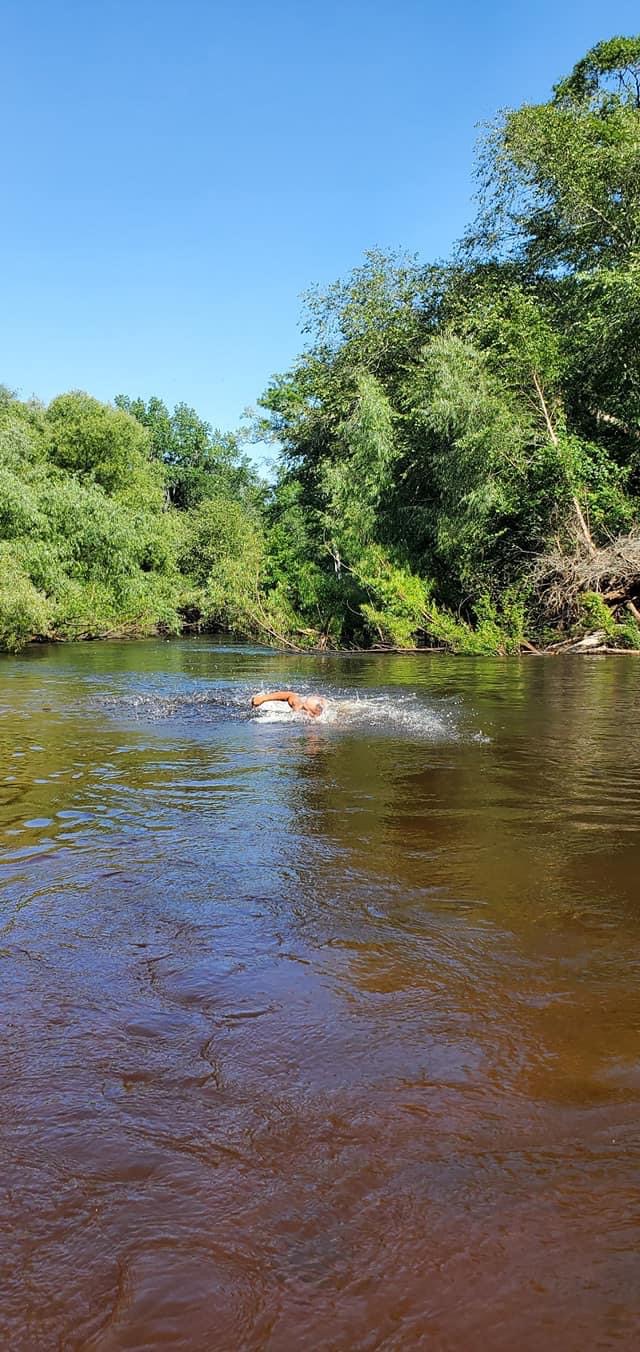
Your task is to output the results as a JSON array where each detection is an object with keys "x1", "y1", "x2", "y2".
[
  {"x1": 0, "y1": 546, "x2": 51, "y2": 651},
  {"x1": 45, "y1": 392, "x2": 153, "y2": 494}
]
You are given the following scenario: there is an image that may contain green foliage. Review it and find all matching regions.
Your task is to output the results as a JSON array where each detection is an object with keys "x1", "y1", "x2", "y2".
[
  {"x1": 0, "y1": 464, "x2": 45, "y2": 538},
  {"x1": 0, "y1": 393, "x2": 48, "y2": 469},
  {"x1": 322, "y1": 371, "x2": 397, "y2": 555},
  {"x1": 0, "y1": 385, "x2": 268, "y2": 652},
  {"x1": 403, "y1": 333, "x2": 531, "y2": 585},
  {"x1": 472, "y1": 37, "x2": 640, "y2": 273},
  {"x1": 116, "y1": 394, "x2": 260, "y2": 510},
  {"x1": 46, "y1": 392, "x2": 156, "y2": 497},
  {"x1": 4, "y1": 35, "x2": 640, "y2": 657},
  {"x1": 553, "y1": 37, "x2": 640, "y2": 106},
  {"x1": 179, "y1": 495, "x2": 277, "y2": 638},
  {"x1": 354, "y1": 548, "x2": 434, "y2": 647},
  {"x1": 255, "y1": 34, "x2": 640, "y2": 652},
  {"x1": 577, "y1": 591, "x2": 640, "y2": 648},
  {"x1": 0, "y1": 545, "x2": 52, "y2": 651},
  {"x1": 579, "y1": 591, "x2": 617, "y2": 636},
  {"x1": 572, "y1": 440, "x2": 635, "y2": 535},
  {"x1": 616, "y1": 619, "x2": 640, "y2": 649},
  {"x1": 180, "y1": 495, "x2": 260, "y2": 587},
  {"x1": 352, "y1": 548, "x2": 526, "y2": 653},
  {"x1": 265, "y1": 478, "x2": 342, "y2": 628}
]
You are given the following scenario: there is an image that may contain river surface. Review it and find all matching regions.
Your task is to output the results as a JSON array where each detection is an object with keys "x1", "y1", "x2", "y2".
[{"x1": 1, "y1": 639, "x2": 640, "y2": 1351}]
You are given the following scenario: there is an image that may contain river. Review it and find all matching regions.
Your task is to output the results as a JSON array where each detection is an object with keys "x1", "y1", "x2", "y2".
[{"x1": 1, "y1": 639, "x2": 639, "y2": 1350}]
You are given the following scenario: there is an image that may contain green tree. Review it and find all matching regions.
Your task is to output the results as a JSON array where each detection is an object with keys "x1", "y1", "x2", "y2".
[
  {"x1": 471, "y1": 37, "x2": 640, "y2": 272},
  {"x1": 45, "y1": 392, "x2": 156, "y2": 496},
  {"x1": 116, "y1": 394, "x2": 259, "y2": 509},
  {"x1": 257, "y1": 36, "x2": 640, "y2": 649}
]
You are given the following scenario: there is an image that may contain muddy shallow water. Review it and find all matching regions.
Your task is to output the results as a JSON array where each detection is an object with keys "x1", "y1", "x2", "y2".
[{"x1": 1, "y1": 639, "x2": 639, "y2": 1350}]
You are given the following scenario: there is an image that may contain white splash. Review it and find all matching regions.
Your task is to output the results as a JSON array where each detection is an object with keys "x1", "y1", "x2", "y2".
[
  {"x1": 252, "y1": 699, "x2": 300, "y2": 722},
  {"x1": 253, "y1": 693, "x2": 464, "y2": 740}
]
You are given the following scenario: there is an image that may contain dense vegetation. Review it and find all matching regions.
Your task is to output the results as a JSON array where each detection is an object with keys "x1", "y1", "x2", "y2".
[
  {"x1": 2, "y1": 36, "x2": 640, "y2": 654},
  {"x1": 0, "y1": 390, "x2": 266, "y2": 651}
]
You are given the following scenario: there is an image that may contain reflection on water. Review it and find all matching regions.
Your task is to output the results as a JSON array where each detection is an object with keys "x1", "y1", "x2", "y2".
[{"x1": 1, "y1": 639, "x2": 640, "y2": 1350}]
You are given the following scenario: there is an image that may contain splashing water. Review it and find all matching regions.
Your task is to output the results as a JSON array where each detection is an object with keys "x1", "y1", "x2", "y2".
[
  {"x1": 240, "y1": 689, "x2": 469, "y2": 740},
  {"x1": 99, "y1": 689, "x2": 246, "y2": 723},
  {"x1": 97, "y1": 686, "x2": 482, "y2": 741}
]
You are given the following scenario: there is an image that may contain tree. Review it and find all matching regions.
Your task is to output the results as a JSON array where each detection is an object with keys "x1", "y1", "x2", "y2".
[
  {"x1": 116, "y1": 394, "x2": 259, "y2": 509},
  {"x1": 257, "y1": 36, "x2": 640, "y2": 649},
  {"x1": 45, "y1": 392, "x2": 158, "y2": 498},
  {"x1": 4, "y1": 36, "x2": 640, "y2": 654},
  {"x1": 472, "y1": 37, "x2": 640, "y2": 272}
]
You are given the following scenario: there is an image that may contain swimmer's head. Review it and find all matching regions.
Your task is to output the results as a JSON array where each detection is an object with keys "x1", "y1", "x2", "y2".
[{"x1": 305, "y1": 697, "x2": 324, "y2": 717}]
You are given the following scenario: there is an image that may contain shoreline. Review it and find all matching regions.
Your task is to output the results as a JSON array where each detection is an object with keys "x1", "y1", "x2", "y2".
[{"x1": 5, "y1": 628, "x2": 640, "y2": 658}]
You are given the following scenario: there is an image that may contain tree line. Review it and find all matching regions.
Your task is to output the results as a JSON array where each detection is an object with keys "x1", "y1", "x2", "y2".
[{"x1": 2, "y1": 36, "x2": 639, "y2": 654}]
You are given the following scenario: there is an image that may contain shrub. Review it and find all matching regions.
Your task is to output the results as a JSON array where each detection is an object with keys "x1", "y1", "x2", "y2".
[{"x1": 0, "y1": 546, "x2": 51, "y2": 651}]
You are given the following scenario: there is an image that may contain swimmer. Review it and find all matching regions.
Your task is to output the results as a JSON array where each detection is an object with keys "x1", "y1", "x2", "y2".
[{"x1": 251, "y1": 690, "x2": 326, "y2": 718}]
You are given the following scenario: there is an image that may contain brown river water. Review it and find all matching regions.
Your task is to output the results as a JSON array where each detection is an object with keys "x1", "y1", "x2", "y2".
[{"x1": 1, "y1": 639, "x2": 640, "y2": 1351}]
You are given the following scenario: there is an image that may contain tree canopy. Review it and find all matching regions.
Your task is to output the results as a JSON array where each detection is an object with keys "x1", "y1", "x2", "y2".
[
  {"x1": 2, "y1": 36, "x2": 639, "y2": 654},
  {"x1": 255, "y1": 36, "x2": 640, "y2": 651}
]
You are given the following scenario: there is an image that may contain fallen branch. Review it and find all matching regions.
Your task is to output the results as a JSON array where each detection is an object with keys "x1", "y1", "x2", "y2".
[{"x1": 533, "y1": 531, "x2": 640, "y2": 627}]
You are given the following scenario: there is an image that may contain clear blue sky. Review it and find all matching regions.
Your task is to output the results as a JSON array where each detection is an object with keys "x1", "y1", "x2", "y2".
[{"x1": 2, "y1": 0, "x2": 638, "y2": 450}]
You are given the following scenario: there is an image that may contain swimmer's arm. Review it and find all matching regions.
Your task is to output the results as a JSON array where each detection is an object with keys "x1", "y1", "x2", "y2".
[{"x1": 251, "y1": 690, "x2": 300, "y2": 709}]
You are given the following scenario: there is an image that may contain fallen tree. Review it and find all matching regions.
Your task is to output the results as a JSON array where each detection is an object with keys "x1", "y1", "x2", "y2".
[{"x1": 532, "y1": 532, "x2": 640, "y2": 640}]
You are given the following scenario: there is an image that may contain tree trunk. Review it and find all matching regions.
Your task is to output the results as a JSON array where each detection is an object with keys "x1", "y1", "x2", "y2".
[{"x1": 532, "y1": 372, "x2": 596, "y2": 556}]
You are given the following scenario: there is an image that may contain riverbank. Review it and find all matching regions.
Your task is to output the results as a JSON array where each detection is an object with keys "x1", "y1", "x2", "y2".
[{"x1": 7, "y1": 625, "x2": 640, "y2": 659}]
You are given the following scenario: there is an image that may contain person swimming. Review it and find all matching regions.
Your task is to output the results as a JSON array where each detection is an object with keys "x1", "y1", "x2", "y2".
[{"x1": 251, "y1": 690, "x2": 326, "y2": 718}]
